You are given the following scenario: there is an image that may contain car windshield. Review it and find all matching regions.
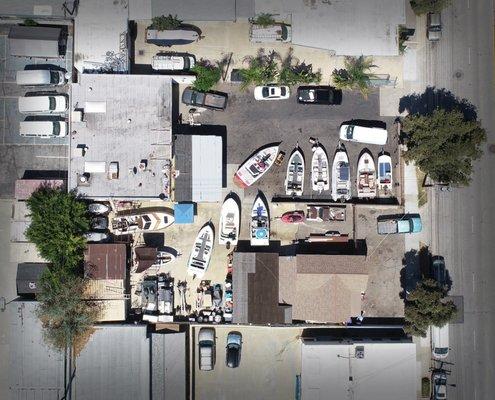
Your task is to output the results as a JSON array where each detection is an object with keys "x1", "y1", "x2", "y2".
[
  {"x1": 281, "y1": 25, "x2": 288, "y2": 40},
  {"x1": 49, "y1": 97, "x2": 56, "y2": 110},
  {"x1": 53, "y1": 122, "x2": 60, "y2": 136},
  {"x1": 435, "y1": 378, "x2": 447, "y2": 385},
  {"x1": 280, "y1": 87, "x2": 286, "y2": 96},
  {"x1": 262, "y1": 87, "x2": 269, "y2": 97},
  {"x1": 50, "y1": 71, "x2": 60, "y2": 84},
  {"x1": 346, "y1": 125, "x2": 354, "y2": 139},
  {"x1": 436, "y1": 347, "x2": 448, "y2": 355}
]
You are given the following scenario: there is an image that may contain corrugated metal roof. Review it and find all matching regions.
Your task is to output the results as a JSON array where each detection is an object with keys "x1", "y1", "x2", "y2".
[
  {"x1": 191, "y1": 135, "x2": 222, "y2": 202},
  {"x1": 151, "y1": 332, "x2": 186, "y2": 400},
  {"x1": 173, "y1": 135, "x2": 192, "y2": 202},
  {"x1": 84, "y1": 244, "x2": 127, "y2": 280}
]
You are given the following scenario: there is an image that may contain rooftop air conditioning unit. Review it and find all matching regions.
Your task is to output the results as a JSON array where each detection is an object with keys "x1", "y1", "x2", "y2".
[{"x1": 355, "y1": 346, "x2": 365, "y2": 359}]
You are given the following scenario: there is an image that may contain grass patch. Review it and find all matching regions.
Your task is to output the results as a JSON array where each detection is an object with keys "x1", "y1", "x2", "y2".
[
  {"x1": 416, "y1": 167, "x2": 428, "y2": 207},
  {"x1": 421, "y1": 377, "x2": 431, "y2": 397}
]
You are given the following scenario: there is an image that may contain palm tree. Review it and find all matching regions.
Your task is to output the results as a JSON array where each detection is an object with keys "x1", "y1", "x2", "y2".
[
  {"x1": 239, "y1": 49, "x2": 279, "y2": 89},
  {"x1": 332, "y1": 56, "x2": 377, "y2": 98}
]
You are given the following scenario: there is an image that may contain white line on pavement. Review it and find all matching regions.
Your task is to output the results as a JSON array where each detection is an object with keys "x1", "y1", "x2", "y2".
[
  {"x1": 35, "y1": 155, "x2": 68, "y2": 159},
  {"x1": 468, "y1": 47, "x2": 472, "y2": 64},
  {"x1": 472, "y1": 272, "x2": 475, "y2": 293}
]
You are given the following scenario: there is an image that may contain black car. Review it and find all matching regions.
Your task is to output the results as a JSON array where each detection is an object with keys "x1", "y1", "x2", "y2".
[
  {"x1": 181, "y1": 87, "x2": 228, "y2": 110},
  {"x1": 226, "y1": 331, "x2": 242, "y2": 368},
  {"x1": 297, "y1": 86, "x2": 342, "y2": 105}
]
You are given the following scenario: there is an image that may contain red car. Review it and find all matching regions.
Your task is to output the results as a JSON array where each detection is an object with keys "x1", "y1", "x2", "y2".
[{"x1": 281, "y1": 211, "x2": 305, "y2": 224}]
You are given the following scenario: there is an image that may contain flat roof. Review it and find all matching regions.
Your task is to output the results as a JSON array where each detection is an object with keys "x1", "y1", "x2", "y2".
[
  {"x1": 150, "y1": 0, "x2": 236, "y2": 21},
  {"x1": 69, "y1": 74, "x2": 174, "y2": 199},
  {"x1": 74, "y1": 0, "x2": 129, "y2": 72},
  {"x1": 0, "y1": 1, "x2": 68, "y2": 18},
  {"x1": 84, "y1": 243, "x2": 127, "y2": 280},
  {"x1": 301, "y1": 341, "x2": 417, "y2": 400},
  {"x1": 16, "y1": 263, "x2": 48, "y2": 295},
  {"x1": 255, "y1": 0, "x2": 405, "y2": 56}
]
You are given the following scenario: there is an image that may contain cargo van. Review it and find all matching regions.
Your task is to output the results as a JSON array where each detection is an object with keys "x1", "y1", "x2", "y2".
[
  {"x1": 339, "y1": 124, "x2": 388, "y2": 145},
  {"x1": 18, "y1": 94, "x2": 68, "y2": 114},
  {"x1": 19, "y1": 121, "x2": 68, "y2": 138},
  {"x1": 431, "y1": 324, "x2": 449, "y2": 359},
  {"x1": 16, "y1": 69, "x2": 66, "y2": 86},
  {"x1": 250, "y1": 24, "x2": 292, "y2": 43}
]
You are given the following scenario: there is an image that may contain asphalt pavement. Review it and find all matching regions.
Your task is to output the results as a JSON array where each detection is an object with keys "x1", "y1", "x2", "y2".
[{"x1": 425, "y1": 1, "x2": 495, "y2": 399}]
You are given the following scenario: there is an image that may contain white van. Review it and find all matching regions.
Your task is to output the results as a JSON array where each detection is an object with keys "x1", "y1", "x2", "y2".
[
  {"x1": 250, "y1": 24, "x2": 292, "y2": 43},
  {"x1": 339, "y1": 124, "x2": 388, "y2": 145},
  {"x1": 18, "y1": 95, "x2": 68, "y2": 114},
  {"x1": 19, "y1": 121, "x2": 68, "y2": 138},
  {"x1": 431, "y1": 324, "x2": 449, "y2": 359},
  {"x1": 16, "y1": 69, "x2": 66, "y2": 86}
]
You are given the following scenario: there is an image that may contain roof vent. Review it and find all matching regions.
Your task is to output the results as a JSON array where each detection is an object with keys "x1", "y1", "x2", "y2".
[{"x1": 355, "y1": 346, "x2": 365, "y2": 359}]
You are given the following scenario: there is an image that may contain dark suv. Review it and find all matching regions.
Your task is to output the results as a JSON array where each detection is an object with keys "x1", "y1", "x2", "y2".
[{"x1": 297, "y1": 86, "x2": 342, "y2": 105}]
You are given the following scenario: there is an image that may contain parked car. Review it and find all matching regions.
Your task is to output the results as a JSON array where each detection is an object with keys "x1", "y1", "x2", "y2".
[
  {"x1": 431, "y1": 324, "x2": 449, "y2": 359},
  {"x1": 146, "y1": 27, "x2": 200, "y2": 47},
  {"x1": 254, "y1": 84, "x2": 290, "y2": 100},
  {"x1": 19, "y1": 94, "x2": 68, "y2": 114},
  {"x1": 339, "y1": 124, "x2": 388, "y2": 145},
  {"x1": 226, "y1": 331, "x2": 242, "y2": 368},
  {"x1": 432, "y1": 370, "x2": 447, "y2": 399},
  {"x1": 16, "y1": 68, "x2": 66, "y2": 86},
  {"x1": 90, "y1": 216, "x2": 108, "y2": 230},
  {"x1": 88, "y1": 203, "x2": 110, "y2": 215},
  {"x1": 281, "y1": 211, "x2": 305, "y2": 224},
  {"x1": 427, "y1": 12, "x2": 442, "y2": 41},
  {"x1": 297, "y1": 86, "x2": 342, "y2": 105},
  {"x1": 84, "y1": 232, "x2": 109, "y2": 242},
  {"x1": 151, "y1": 52, "x2": 196, "y2": 71},
  {"x1": 19, "y1": 120, "x2": 68, "y2": 138},
  {"x1": 431, "y1": 256, "x2": 447, "y2": 288},
  {"x1": 250, "y1": 23, "x2": 291, "y2": 43},
  {"x1": 182, "y1": 87, "x2": 228, "y2": 111},
  {"x1": 198, "y1": 328, "x2": 216, "y2": 371}
]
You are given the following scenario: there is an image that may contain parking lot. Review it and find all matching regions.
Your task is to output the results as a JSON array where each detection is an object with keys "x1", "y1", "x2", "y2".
[
  {"x1": 191, "y1": 325, "x2": 302, "y2": 400},
  {"x1": 0, "y1": 23, "x2": 72, "y2": 197},
  {"x1": 192, "y1": 83, "x2": 399, "y2": 203}
]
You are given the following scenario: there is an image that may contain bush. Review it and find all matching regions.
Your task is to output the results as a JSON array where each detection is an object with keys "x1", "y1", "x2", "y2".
[
  {"x1": 332, "y1": 56, "x2": 377, "y2": 99},
  {"x1": 421, "y1": 377, "x2": 431, "y2": 397},
  {"x1": 402, "y1": 109, "x2": 486, "y2": 186},
  {"x1": 410, "y1": 0, "x2": 451, "y2": 15},
  {"x1": 251, "y1": 13, "x2": 276, "y2": 27},
  {"x1": 278, "y1": 64, "x2": 321, "y2": 86},
  {"x1": 191, "y1": 62, "x2": 221, "y2": 92},
  {"x1": 150, "y1": 14, "x2": 182, "y2": 30},
  {"x1": 239, "y1": 50, "x2": 279, "y2": 89},
  {"x1": 404, "y1": 279, "x2": 457, "y2": 337}
]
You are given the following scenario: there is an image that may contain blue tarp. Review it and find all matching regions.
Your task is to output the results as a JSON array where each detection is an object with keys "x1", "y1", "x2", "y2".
[{"x1": 174, "y1": 203, "x2": 194, "y2": 224}]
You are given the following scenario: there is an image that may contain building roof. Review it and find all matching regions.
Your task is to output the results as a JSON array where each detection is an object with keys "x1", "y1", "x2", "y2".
[
  {"x1": 150, "y1": 0, "x2": 236, "y2": 21},
  {"x1": 301, "y1": 340, "x2": 417, "y2": 400},
  {"x1": 174, "y1": 134, "x2": 223, "y2": 203},
  {"x1": 84, "y1": 243, "x2": 127, "y2": 280},
  {"x1": 255, "y1": 0, "x2": 405, "y2": 56},
  {"x1": 8, "y1": 301, "x2": 64, "y2": 400},
  {"x1": 0, "y1": 0, "x2": 69, "y2": 18},
  {"x1": 279, "y1": 255, "x2": 368, "y2": 323},
  {"x1": 14, "y1": 179, "x2": 64, "y2": 200},
  {"x1": 16, "y1": 263, "x2": 48, "y2": 295},
  {"x1": 233, "y1": 252, "x2": 292, "y2": 324},
  {"x1": 69, "y1": 74, "x2": 174, "y2": 199},
  {"x1": 174, "y1": 203, "x2": 194, "y2": 224},
  {"x1": 151, "y1": 332, "x2": 186, "y2": 400},
  {"x1": 135, "y1": 246, "x2": 158, "y2": 273}
]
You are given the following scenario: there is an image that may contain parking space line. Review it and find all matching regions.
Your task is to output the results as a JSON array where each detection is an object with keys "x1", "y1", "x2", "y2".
[{"x1": 35, "y1": 155, "x2": 69, "y2": 159}]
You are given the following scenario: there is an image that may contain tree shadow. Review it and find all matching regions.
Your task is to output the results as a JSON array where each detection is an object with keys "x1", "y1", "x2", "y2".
[
  {"x1": 399, "y1": 246, "x2": 432, "y2": 299},
  {"x1": 398, "y1": 86, "x2": 478, "y2": 121}
]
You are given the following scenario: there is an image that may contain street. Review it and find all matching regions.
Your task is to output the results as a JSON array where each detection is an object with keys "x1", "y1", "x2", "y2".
[{"x1": 425, "y1": 1, "x2": 495, "y2": 399}]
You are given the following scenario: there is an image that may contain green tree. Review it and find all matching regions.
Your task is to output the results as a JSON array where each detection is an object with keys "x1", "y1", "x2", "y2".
[
  {"x1": 278, "y1": 65, "x2": 321, "y2": 86},
  {"x1": 26, "y1": 186, "x2": 89, "y2": 264},
  {"x1": 404, "y1": 279, "x2": 457, "y2": 337},
  {"x1": 191, "y1": 61, "x2": 221, "y2": 92},
  {"x1": 239, "y1": 51, "x2": 279, "y2": 89},
  {"x1": 402, "y1": 109, "x2": 486, "y2": 186},
  {"x1": 410, "y1": 0, "x2": 451, "y2": 15},
  {"x1": 150, "y1": 14, "x2": 182, "y2": 30},
  {"x1": 331, "y1": 56, "x2": 377, "y2": 98},
  {"x1": 250, "y1": 13, "x2": 276, "y2": 27}
]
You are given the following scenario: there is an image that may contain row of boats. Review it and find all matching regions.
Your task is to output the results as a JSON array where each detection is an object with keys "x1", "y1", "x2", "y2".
[{"x1": 234, "y1": 143, "x2": 393, "y2": 200}]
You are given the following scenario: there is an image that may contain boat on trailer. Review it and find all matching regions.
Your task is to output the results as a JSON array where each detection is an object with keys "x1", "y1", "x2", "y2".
[
  {"x1": 285, "y1": 147, "x2": 305, "y2": 196},
  {"x1": 357, "y1": 150, "x2": 377, "y2": 199},
  {"x1": 234, "y1": 144, "x2": 280, "y2": 188},
  {"x1": 311, "y1": 143, "x2": 330, "y2": 193},
  {"x1": 187, "y1": 223, "x2": 214, "y2": 277},
  {"x1": 110, "y1": 207, "x2": 174, "y2": 235},
  {"x1": 331, "y1": 144, "x2": 352, "y2": 202},
  {"x1": 250, "y1": 194, "x2": 270, "y2": 246},
  {"x1": 219, "y1": 196, "x2": 240, "y2": 247},
  {"x1": 377, "y1": 153, "x2": 393, "y2": 192}
]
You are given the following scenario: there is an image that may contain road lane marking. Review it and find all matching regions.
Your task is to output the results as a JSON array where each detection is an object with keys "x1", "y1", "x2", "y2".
[
  {"x1": 472, "y1": 273, "x2": 475, "y2": 293},
  {"x1": 35, "y1": 155, "x2": 68, "y2": 159},
  {"x1": 473, "y1": 329, "x2": 476, "y2": 350},
  {"x1": 468, "y1": 47, "x2": 472, "y2": 65},
  {"x1": 471, "y1": 215, "x2": 475, "y2": 233}
]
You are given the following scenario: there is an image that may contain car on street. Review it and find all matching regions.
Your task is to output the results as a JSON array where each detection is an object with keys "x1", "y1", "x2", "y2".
[
  {"x1": 226, "y1": 331, "x2": 242, "y2": 368},
  {"x1": 182, "y1": 87, "x2": 228, "y2": 110},
  {"x1": 431, "y1": 324, "x2": 449, "y2": 359},
  {"x1": 90, "y1": 216, "x2": 108, "y2": 230},
  {"x1": 198, "y1": 328, "x2": 216, "y2": 371},
  {"x1": 254, "y1": 84, "x2": 290, "y2": 100},
  {"x1": 151, "y1": 52, "x2": 196, "y2": 71},
  {"x1": 297, "y1": 86, "x2": 342, "y2": 105},
  {"x1": 431, "y1": 256, "x2": 447, "y2": 289},
  {"x1": 88, "y1": 203, "x2": 110, "y2": 215},
  {"x1": 427, "y1": 12, "x2": 442, "y2": 41},
  {"x1": 432, "y1": 370, "x2": 447, "y2": 399},
  {"x1": 281, "y1": 210, "x2": 305, "y2": 223}
]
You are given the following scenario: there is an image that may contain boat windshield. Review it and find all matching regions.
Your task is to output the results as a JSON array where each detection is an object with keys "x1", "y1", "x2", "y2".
[
  {"x1": 339, "y1": 162, "x2": 349, "y2": 180},
  {"x1": 346, "y1": 125, "x2": 354, "y2": 139}
]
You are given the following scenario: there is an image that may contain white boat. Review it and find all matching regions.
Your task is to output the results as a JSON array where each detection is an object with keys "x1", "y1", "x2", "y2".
[
  {"x1": 377, "y1": 153, "x2": 393, "y2": 192},
  {"x1": 311, "y1": 144, "x2": 330, "y2": 193},
  {"x1": 250, "y1": 194, "x2": 270, "y2": 246},
  {"x1": 285, "y1": 148, "x2": 304, "y2": 196},
  {"x1": 187, "y1": 223, "x2": 214, "y2": 277},
  {"x1": 110, "y1": 207, "x2": 175, "y2": 235},
  {"x1": 331, "y1": 145, "x2": 352, "y2": 202},
  {"x1": 218, "y1": 196, "x2": 240, "y2": 247},
  {"x1": 357, "y1": 150, "x2": 377, "y2": 199},
  {"x1": 234, "y1": 144, "x2": 280, "y2": 188}
]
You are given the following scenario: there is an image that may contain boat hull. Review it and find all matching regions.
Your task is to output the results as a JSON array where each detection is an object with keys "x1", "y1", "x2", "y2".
[
  {"x1": 357, "y1": 151, "x2": 376, "y2": 199},
  {"x1": 110, "y1": 208, "x2": 175, "y2": 235},
  {"x1": 311, "y1": 145, "x2": 330, "y2": 193},
  {"x1": 377, "y1": 154, "x2": 393, "y2": 191},
  {"x1": 234, "y1": 145, "x2": 279, "y2": 188},
  {"x1": 187, "y1": 224, "x2": 214, "y2": 277},
  {"x1": 250, "y1": 195, "x2": 270, "y2": 246},
  {"x1": 331, "y1": 148, "x2": 352, "y2": 201},
  {"x1": 219, "y1": 197, "x2": 240, "y2": 246},
  {"x1": 285, "y1": 149, "x2": 304, "y2": 196}
]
